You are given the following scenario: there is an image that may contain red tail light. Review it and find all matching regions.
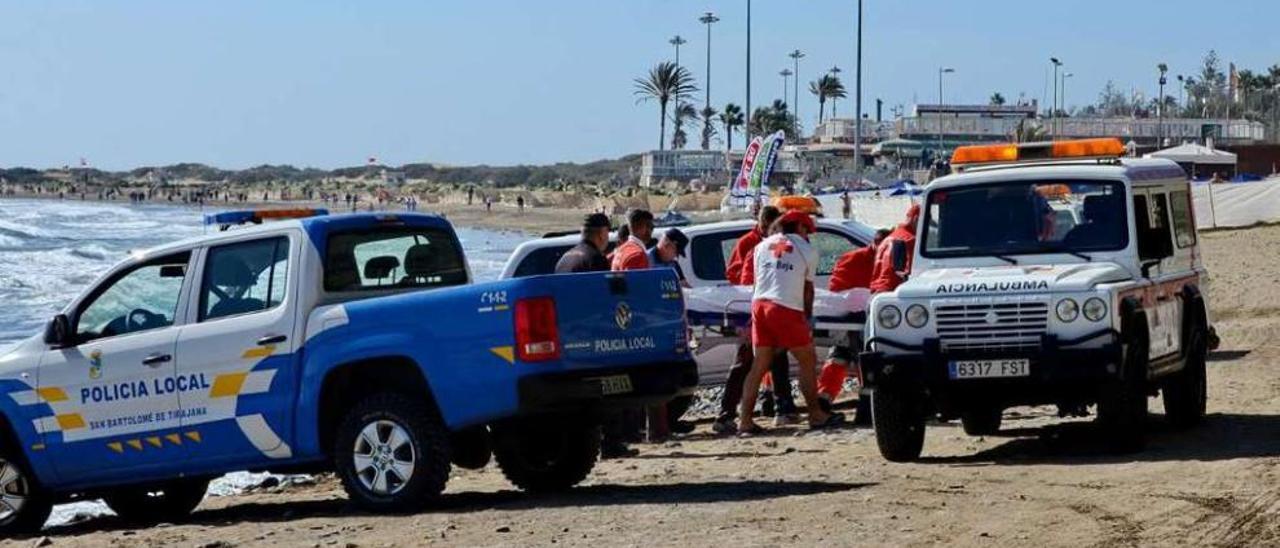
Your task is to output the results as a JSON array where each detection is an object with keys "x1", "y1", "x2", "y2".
[{"x1": 515, "y1": 297, "x2": 560, "y2": 362}]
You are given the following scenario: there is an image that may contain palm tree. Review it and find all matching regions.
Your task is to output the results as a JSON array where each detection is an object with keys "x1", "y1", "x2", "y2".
[
  {"x1": 719, "y1": 103, "x2": 745, "y2": 150},
  {"x1": 989, "y1": 92, "x2": 1007, "y2": 106},
  {"x1": 809, "y1": 75, "x2": 846, "y2": 123},
  {"x1": 633, "y1": 62, "x2": 699, "y2": 151},
  {"x1": 699, "y1": 106, "x2": 719, "y2": 150},
  {"x1": 671, "y1": 103, "x2": 698, "y2": 150},
  {"x1": 749, "y1": 100, "x2": 797, "y2": 139}
]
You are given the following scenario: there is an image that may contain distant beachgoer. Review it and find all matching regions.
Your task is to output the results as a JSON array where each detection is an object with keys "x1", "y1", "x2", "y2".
[
  {"x1": 517, "y1": 195, "x2": 525, "y2": 213},
  {"x1": 485, "y1": 196, "x2": 492, "y2": 212}
]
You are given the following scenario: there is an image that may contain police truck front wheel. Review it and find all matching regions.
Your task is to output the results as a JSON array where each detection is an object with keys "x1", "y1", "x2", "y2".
[
  {"x1": 492, "y1": 417, "x2": 600, "y2": 492},
  {"x1": 871, "y1": 386, "x2": 926, "y2": 462},
  {"x1": 0, "y1": 451, "x2": 52, "y2": 535},
  {"x1": 334, "y1": 392, "x2": 451, "y2": 512},
  {"x1": 102, "y1": 478, "x2": 209, "y2": 524}
]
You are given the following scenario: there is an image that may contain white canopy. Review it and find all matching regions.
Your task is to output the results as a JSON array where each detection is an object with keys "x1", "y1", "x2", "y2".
[{"x1": 1144, "y1": 143, "x2": 1237, "y2": 165}]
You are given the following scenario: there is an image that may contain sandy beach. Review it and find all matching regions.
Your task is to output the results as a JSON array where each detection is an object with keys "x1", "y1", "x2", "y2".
[{"x1": 1, "y1": 222, "x2": 1274, "y2": 547}]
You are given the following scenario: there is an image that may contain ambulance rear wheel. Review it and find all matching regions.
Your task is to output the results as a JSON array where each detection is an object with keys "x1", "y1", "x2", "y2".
[
  {"x1": 334, "y1": 392, "x2": 451, "y2": 512},
  {"x1": 871, "y1": 386, "x2": 926, "y2": 462},
  {"x1": 493, "y1": 417, "x2": 600, "y2": 492},
  {"x1": 102, "y1": 478, "x2": 209, "y2": 524},
  {"x1": 0, "y1": 451, "x2": 52, "y2": 535}
]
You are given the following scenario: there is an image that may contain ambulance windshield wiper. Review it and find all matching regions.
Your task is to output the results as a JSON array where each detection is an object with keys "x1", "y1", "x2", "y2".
[
  {"x1": 1046, "y1": 244, "x2": 1092, "y2": 262},
  {"x1": 992, "y1": 254, "x2": 1018, "y2": 265}
]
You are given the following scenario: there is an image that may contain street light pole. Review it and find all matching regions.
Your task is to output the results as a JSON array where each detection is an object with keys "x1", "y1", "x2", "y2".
[
  {"x1": 789, "y1": 49, "x2": 805, "y2": 137},
  {"x1": 1062, "y1": 72, "x2": 1073, "y2": 134},
  {"x1": 746, "y1": 0, "x2": 752, "y2": 137},
  {"x1": 780, "y1": 68, "x2": 793, "y2": 116},
  {"x1": 853, "y1": 0, "x2": 863, "y2": 189},
  {"x1": 700, "y1": 12, "x2": 719, "y2": 113},
  {"x1": 938, "y1": 67, "x2": 954, "y2": 154},
  {"x1": 829, "y1": 66, "x2": 842, "y2": 117},
  {"x1": 1158, "y1": 63, "x2": 1168, "y2": 147},
  {"x1": 1050, "y1": 57, "x2": 1062, "y2": 138}
]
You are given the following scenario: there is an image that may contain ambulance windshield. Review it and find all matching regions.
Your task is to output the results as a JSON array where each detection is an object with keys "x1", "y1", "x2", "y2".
[{"x1": 920, "y1": 180, "x2": 1128, "y2": 259}]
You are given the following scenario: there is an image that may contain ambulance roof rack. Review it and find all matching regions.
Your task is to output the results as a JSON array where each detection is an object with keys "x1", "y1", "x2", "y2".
[
  {"x1": 204, "y1": 208, "x2": 328, "y2": 231},
  {"x1": 951, "y1": 138, "x2": 1126, "y2": 173}
]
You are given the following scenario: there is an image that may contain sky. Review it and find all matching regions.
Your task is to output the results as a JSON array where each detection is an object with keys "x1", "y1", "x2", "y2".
[{"x1": 1, "y1": 0, "x2": 1278, "y2": 170}]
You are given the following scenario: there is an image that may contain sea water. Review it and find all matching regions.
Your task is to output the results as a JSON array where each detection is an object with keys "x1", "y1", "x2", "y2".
[{"x1": 0, "y1": 198, "x2": 527, "y2": 526}]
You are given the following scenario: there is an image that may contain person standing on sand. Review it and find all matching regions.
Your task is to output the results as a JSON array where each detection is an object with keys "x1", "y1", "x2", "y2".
[
  {"x1": 517, "y1": 195, "x2": 525, "y2": 214},
  {"x1": 611, "y1": 209, "x2": 671, "y2": 443},
  {"x1": 738, "y1": 211, "x2": 844, "y2": 434}
]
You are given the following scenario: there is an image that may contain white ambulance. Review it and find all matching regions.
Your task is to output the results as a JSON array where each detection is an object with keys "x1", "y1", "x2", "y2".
[{"x1": 860, "y1": 138, "x2": 1213, "y2": 461}]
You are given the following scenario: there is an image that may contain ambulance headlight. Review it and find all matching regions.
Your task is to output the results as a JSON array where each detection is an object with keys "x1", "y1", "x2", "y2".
[
  {"x1": 1083, "y1": 298, "x2": 1108, "y2": 322},
  {"x1": 877, "y1": 305, "x2": 902, "y2": 329},
  {"x1": 1055, "y1": 298, "x2": 1080, "y2": 323},
  {"x1": 905, "y1": 304, "x2": 929, "y2": 328}
]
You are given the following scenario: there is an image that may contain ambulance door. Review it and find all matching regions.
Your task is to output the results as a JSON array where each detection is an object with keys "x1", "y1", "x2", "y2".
[
  {"x1": 1133, "y1": 189, "x2": 1182, "y2": 360},
  {"x1": 175, "y1": 234, "x2": 300, "y2": 468},
  {"x1": 38, "y1": 252, "x2": 193, "y2": 483}
]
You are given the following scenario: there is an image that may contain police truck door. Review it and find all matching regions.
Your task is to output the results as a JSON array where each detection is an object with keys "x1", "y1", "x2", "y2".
[
  {"x1": 175, "y1": 234, "x2": 300, "y2": 468},
  {"x1": 37, "y1": 253, "x2": 192, "y2": 482}
]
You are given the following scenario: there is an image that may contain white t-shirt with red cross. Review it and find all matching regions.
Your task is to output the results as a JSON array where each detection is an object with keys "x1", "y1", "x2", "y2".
[{"x1": 752, "y1": 233, "x2": 818, "y2": 312}]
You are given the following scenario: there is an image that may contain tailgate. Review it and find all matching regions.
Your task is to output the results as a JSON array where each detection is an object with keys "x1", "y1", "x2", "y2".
[{"x1": 519, "y1": 269, "x2": 688, "y2": 371}]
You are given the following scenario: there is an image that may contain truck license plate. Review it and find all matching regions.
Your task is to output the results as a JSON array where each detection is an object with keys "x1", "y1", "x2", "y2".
[
  {"x1": 948, "y1": 359, "x2": 1030, "y2": 380},
  {"x1": 597, "y1": 375, "x2": 633, "y2": 395}
]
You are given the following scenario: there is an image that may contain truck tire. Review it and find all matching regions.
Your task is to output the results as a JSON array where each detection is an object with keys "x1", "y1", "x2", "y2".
[
  {"x1": 0, "y1": 448, "x2": 52, "y2": 535},
  {"x1": 103, "y1": 478, "x2": 209, "y2": 524},
  {"x1": 853, "y1": 394, "x2": 873, "y2": 426},
  {"x1": 871, "y1": 386, "x2": 926, "y2": 462},
  {"x1": 1163, "y1": 323, "x2": 1208, "y2": 429},
  {"x1": 960, "y1": 406, "x2": 1003, "y2": 436},
  {"x1": 1097, "y1": 323, "x2": 1149, "y2": 453},
  {"x1": 450, "y1": 426, "x2": 492, "y2": 470},
  {"x1": 493, "y1": 417, "x2": 600, "y2": 492},
  {"x1": 334, "y1": 392, "x2": 451, "y2": 512}
]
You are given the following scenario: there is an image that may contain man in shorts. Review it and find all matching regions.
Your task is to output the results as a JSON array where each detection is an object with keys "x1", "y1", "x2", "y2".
[{"x1": 738, "y1": 211, "x2": 844, "y2": 433}]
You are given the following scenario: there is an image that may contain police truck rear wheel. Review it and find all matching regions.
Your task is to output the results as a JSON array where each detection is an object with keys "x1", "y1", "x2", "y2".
[
  {"x1": 961, "y1": 406, "x2": 1003, "y2": 436},
  {"x1": 871, "y1": 386, "x2": 926, "y2": 462},
  {"x1": 1163, "y1": 326, "x2": 1208, "y2": 429},
  {"x1": 0, "y1": 454, "x2": 52, "y2": 535},
  {"x1": 334, "y1": 392, "x2": 451, "y2": 512},
  {"x1": 493, "y1": 418, "x2": 600, "y2": 492},
  {"x1": 102, "y1": 478, "x2": 209, "y2": 524}
]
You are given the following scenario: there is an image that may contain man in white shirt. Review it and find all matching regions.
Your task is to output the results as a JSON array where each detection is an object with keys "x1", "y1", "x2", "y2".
[{"x1": 738, "y1": 211, "x2": 843, "y2": 433}]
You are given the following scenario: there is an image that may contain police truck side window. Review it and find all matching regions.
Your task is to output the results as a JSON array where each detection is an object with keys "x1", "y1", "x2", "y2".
[
  {"x1": 75, "y1": 253, "x2": 191, "y2": 341},
  {"x1": 200, "y1": 237, "x2": 289, "y2": 321},
  {"x1": 325, "y1": 228, "x2": 467, "y2": 292}
]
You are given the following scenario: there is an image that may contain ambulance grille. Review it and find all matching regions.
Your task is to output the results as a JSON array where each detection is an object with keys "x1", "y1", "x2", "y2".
[{"x1": 935, "y1": 301, "x2": 1048, "y2": 351}]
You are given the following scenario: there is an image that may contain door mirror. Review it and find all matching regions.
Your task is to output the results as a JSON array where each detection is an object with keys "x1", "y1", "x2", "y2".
[
  {"x1": 890, "y1": 239, "x2": 908, "y2": 276},
  {"x1": 44, "y1": 314, "x2": 72, "y2": 347}
]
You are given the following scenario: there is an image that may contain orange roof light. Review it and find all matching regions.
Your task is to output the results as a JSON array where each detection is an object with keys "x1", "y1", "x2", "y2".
[{"x1": 951, "y1": 138, "x2": 1125, "y2": 166}]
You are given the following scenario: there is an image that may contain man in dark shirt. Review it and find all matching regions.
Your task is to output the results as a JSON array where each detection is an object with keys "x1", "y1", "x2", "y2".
[
  {"x1": 555, "y1": 213, "x2": 611, "y2": 274},
  {"x1": 647, "y1": 228, "x2": 689, "y2": 286},
  {"x1": 553, "y1": 213, "x2": 637, "y2": 458}
]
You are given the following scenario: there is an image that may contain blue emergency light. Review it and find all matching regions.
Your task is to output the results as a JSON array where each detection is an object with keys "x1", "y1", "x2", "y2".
[{"x1": 204, "y1": 208, "x2": 329, "y2": 228}]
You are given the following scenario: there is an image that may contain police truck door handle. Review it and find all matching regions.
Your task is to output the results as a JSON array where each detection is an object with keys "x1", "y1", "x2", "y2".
[
  {"x1": 142, "y1": 353, "x2": 172, "y2": 367},
  {"x1": 257, "y1": 334, "x2": 287, "y2": 346}
]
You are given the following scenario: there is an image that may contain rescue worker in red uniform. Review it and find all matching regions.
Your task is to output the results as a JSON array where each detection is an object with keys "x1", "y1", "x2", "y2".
[
  {"x1": 738, "y1": 211, "x2": 844, "y2": 433},
  {"x1": 816, "y1": 228, "x2": 889, "y2": 412},
  {"x1": 611, "y1": 209, "x2": 672, "y2": 443},
  {"x1": 869, "y1": 203, "x2": 920, "y2": 294}
]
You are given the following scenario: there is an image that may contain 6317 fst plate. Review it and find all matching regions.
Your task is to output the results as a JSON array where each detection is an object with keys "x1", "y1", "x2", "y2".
[{"x1": 948, "y1": 359, "x2": 1030, "y2": 380}]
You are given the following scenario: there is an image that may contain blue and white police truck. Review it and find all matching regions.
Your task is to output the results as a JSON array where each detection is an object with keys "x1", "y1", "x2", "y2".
[{"x1": 0, "y1": 209, "x2": 697, "y2": 533}]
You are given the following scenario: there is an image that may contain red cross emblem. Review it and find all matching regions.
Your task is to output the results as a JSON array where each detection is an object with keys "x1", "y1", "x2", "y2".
[{"x1": 769, "y1": 239, "x2": 794, "y2": 258}]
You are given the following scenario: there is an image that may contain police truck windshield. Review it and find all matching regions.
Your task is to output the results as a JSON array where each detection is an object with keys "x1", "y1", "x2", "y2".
[{"x1": 921, "y1": 180, "x2": 1128, "y2": 259}]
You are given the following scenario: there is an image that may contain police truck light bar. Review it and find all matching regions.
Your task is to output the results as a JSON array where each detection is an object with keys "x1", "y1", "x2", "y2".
[
  {"x1": 951, "y1": 138, "x2": 1126, "y2": 167},
  {"x1": 204, "y1": 208, "x2": 329, "y2": 229}
]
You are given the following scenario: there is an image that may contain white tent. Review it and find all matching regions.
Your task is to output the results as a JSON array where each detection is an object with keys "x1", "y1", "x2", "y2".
[{"x1": 1144, "y1": 143, "x2": 1237, "y2": 165}]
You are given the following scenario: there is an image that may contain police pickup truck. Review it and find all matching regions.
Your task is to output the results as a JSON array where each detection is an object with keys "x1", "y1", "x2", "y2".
[
  {"x1": 861, "y1": 139, "x2": 1212, "y2": 461},
  {"x1": 0, "y1": 209, "x2": 696, "y2": 533}
]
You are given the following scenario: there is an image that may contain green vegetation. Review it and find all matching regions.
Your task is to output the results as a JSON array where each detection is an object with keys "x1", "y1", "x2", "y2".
[{"x1": 633, "y1": 62, "x2": 699, "y2": 151}]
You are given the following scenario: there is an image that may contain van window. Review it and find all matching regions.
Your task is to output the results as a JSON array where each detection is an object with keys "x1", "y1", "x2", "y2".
[
  {"x1": 1169, "y1": 190, "x2": 1196, "y2": 248},
  {"x1": 810, "y1": 230, "x2": 861, "y2": 276},
  {"x1": 514, "y1": 245, "x2": 574, "y2": 277},
  {"x1": 200, "y1": 238, "x2": 289, "y2": 321},
  {"x1": 325, "y1": 227, "x2": 467, "y2": 292},
  {"x1": 690, "y1": 230, "x2": 748, "y2": 281}
]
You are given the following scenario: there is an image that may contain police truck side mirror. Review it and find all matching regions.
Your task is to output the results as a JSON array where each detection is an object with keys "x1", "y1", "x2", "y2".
[
  {"x1": 891, "y1": 240, "x2": 908, "y2": 277},
  {"x1": 44, "y1": 314, "x2": 71, "y2": 347}
]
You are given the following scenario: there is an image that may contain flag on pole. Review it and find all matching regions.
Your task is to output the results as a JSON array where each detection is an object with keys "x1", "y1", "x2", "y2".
[
  {"x1": 732, "y1": 136, "x2": 765, "y2": 197},
  {"x1": 747, "y1": 130, "x2": 785, "y2": 197}
]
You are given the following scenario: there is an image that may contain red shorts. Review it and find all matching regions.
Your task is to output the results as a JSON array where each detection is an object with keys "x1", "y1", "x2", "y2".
[{"x1": 751, "y1": 299, "x2": 813, "y2": 349}]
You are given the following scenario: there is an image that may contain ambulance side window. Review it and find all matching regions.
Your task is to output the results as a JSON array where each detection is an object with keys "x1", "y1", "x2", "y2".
[
  {"x1": 1134, "y1": 194, "x2": 1174, "y2": 262},
  {"x1": 1169, "y1": 190, "x2": 1196, "y2": 248}
]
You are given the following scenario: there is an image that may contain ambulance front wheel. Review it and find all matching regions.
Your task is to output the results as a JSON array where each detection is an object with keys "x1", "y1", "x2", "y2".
[
  {"x1": 102, "y1": 477, "x2": 209, "y2": 524},
  {"x1": 871, "y1": 386, "x2": 927, "y2": 462},
  {"x1": 0, "y1": 449, "x2": 53, "y2": 535},
  {"x1": 334, "y1": 392, "x2": 452, "y2": 512}
]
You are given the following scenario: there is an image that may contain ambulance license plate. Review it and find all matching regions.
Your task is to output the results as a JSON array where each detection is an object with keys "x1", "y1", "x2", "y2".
[
  {"x1": 948, "y1": 359, "x2": 1030, "y2": 379},
  {"x1": 597, "y1": 375, "x2": 634, "y2": 395}
]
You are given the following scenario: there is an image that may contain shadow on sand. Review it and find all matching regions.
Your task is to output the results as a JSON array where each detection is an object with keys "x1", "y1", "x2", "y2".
[
  {"x1": 920, "y1": 412, "x2": 1280, "y2": 465},
  {"x1": 40, "y1": 479, "x2": 874, "y2": 537}
]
